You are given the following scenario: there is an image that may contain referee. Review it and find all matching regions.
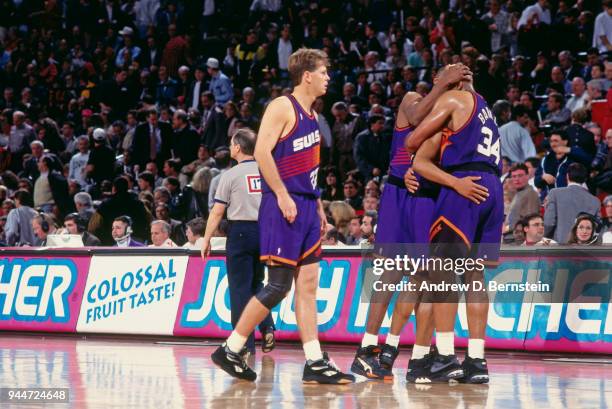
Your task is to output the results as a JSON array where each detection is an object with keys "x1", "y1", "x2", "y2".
[{"x1": 201, "y1": 128, "x2": 275, "y2": 356}]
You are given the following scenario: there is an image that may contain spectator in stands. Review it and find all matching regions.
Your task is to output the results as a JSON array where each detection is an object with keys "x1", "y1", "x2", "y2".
[
  {"x1": 565, "y1": 77, "x2": 588, "y2": 112},
  {"x1": 172, "y1": 109, "x2": 200, "y2": 166},
  {"x1": 535, "y1": 129, "x2": 592, "y2": 197},
  {"x1": 332, "y1": 102, "x2": 366, "y2": 178},
  {"x1": 183, "y1": 217, "x2": 205, "y2": 250},
  {"x1": 63, "y1": 213, "x2": 101, "y2": 246},
  {"x1": 148, "y1": 220, "x2": 177, "y2": 248},
  {"x1": 89, "y1": 176, "x2": 150, "y2": 245},
  {"x1": 346, "y1": 216, "x2": 363, "y2": 245},
  {"x1": 21, "y1": 140, "x2": 45, "y2": 181},
  {"x1": 154, "y1": 202, "x2": 186, "y2": 246},
  {"x1": 31, "y1": 213, "x2": 56, "y2": 246},
  {"x1": 506, "y1": 164, "x2": 540, "y2": 233},
  {"x1": 360, "y1": 210, "x2": 377, "y2": 244},
  {"x1": 524, "y1": 157, "x2": 539, "y2": 188},
  {"x1": 589, "y1": 122, "x2": 608, "y2": 172},
  {"x1": 543, "y1": 92, "x2": 571, "y2": 127},
  {"x1": 500, "y1": 105, "x2": 536, "y2": 163},
  {"x1": 321, "y1": 167, "x2": 343, "y2": 201},
  {"x1": 567, "y1": 214, "x2": 600, "y2": 245},
  {"x1": 592, "y1": 0, "x2": 612, "y2": 53},
  {"x1": 131, "y1": 109, "x2": 173, "y2": 170},
  {"x1": 565, "y1": 108, "x2": 596, "y2": 161},
  {"x1": 544, "y1": 163, "x2": 601, "y2": 244},
  {"x1": 34, "y1": 155, "x2": 72, "y2": 217},
  {"x1": 8, "y1": 111, "x2": 36, "y2": 172},
  {"x1": 353, "y1": 115, "x2": 391, "y2": 182},
  {"x1": 5, "y1": 190, "x2": 38, "y2": 246},
  {"x1": 74, "y1": 192, "x2": 95, "y2": 224},
  {"x1": 522, "y1": 213, "x2": 557, "y2": 246},
  {"x1": 322, "y1": 228, "x2": 346, "y2": 246},
  {"x1": 68, "y1": 136, "x2": 90, "y2": 188},
  {"x1": 511, "y1": 219, "x2": 526, "y2": 245},
  {"x1": 208, "y1": 147, "x2": 232, "y2": 210},
  {"x1": 112, "y1": 216, "x2": 144, "y2": 247},
  {"x1": 343, "y1": 180, "x2": 363, "y2": 212},
  {"x1": 207, "y1": 58, "x2": 233, "y2": 105},
  {"x1": 329, "y1": 201, "x2": 356, "y2": 239},
  {"x1": 201, "y1": 91, "x2": 227, "y2": 151},
  {"x1": 86, "y1": 128, "x2": 116, "y2": 186}
]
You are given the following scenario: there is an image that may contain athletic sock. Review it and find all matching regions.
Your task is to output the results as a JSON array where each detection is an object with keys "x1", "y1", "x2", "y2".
[
  {"x1": 468, "y1": 338, "x2": 485, "y2": 359},
  {"x1": 303, "y1": 340, "x2": 324, "y2": 362},
  {"x1": 226, "y1": 331, "x2": 247, "y2": 354},
  {"x1": 436, "y1": 332, "x2": 455, "y2": 356},
  {"x1": 385, "y1": 333, "x2": 400, "y2": 348},
  {"x1": 361, "y1": 332, "x2": 378, "y2": 348},
  {"x1": 411, "y1": 344, "x2": 430, "y2": 360}
]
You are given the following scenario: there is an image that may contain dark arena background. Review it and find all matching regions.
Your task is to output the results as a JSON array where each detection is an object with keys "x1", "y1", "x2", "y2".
[{"x1": 0, "y1": 0, "x2": 611, "y2": 408}]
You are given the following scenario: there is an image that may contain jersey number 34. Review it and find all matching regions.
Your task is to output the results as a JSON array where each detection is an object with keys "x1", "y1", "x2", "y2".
[{"x1": 477, "y1": 126, "x2": 500, "y2": 165}]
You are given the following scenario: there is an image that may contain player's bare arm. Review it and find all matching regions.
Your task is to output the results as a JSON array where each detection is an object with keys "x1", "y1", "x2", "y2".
[
  {"x1": 413, "y1": 135, "x2": 489, "y2": 205},
  {"x1": 404, "y1": 92, "x2": 460, "y2": 153},
  {"x1": 400, "y1": 64, "x2": 472, "y2": 126},
  {"x1": 254, "y1": 96, "x2": 298, "y2": 223}
]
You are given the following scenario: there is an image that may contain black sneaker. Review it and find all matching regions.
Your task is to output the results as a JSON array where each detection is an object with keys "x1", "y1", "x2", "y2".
[
  {"x1": 459, "y1": 356, "x2": 489, "y2": 384},
  {"x1": 378, "y1": 343, "x2": 399, "y2": 379},
  {"x1": 211, "y1": 344, "x2": 257, "y2": 382},
  {"x1": 406, "y1": 353, "x2": 435, "y2": 383},
  {"x1": 262, "y1": 330, "x2": 275, "y2": 353},
  {"x1": 303, "y1": 352, "x2": 356, "y2": 384},
  {"x1": 350, "y1": 345, "x2": 387, "y2": 380},
  {"x1": 426, "y1": 354, "x2": 464, "y2": 383}
]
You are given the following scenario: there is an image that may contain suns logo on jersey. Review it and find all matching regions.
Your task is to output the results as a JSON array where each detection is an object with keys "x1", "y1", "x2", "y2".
[{"x1": 292, "y1": 130, "x2": 320, "y2": 152}]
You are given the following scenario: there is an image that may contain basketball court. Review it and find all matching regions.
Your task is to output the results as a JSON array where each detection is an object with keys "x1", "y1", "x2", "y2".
[{"x1": 1, "y1": 333, "x2": 610, "y2": 408}]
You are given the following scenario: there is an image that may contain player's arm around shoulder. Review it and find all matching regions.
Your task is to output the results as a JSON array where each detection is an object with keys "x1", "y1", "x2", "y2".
[{"x1": 405, "y1": 91, "x2": 460, "y2": 153}]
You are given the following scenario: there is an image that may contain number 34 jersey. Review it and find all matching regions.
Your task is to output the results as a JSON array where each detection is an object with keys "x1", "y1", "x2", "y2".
[
  {"x1": 261, "y1": 94, "x2": 321, "y2": 198},
  {"x1": 439, "y1": 92, "x2": 502, "y2": 175}
]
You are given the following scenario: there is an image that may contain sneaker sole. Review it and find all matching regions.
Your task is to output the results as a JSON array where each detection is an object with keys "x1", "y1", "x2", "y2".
[
  {"x1": 302, "y1": 378, "x2": 354, "y2": 385},
  {"x1": 459, "y1": 374, "x2": 489, "y2": 384}
]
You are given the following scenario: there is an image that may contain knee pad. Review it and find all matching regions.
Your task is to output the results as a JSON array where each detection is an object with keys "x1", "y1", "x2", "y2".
[{"x1": 255, "y1": 266, "x2": 294, "y2": 309}]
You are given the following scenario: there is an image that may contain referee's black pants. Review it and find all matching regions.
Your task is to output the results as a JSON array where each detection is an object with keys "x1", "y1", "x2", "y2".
[{"x1": 226, "y1": 221, "x2": 275, "y2": 352}]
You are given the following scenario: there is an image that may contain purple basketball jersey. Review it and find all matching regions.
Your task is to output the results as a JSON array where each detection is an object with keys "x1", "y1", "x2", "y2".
[
  {"x1": 439, "y1": 92, "x2": 502, "y2": 174},
  {"x1": 261, "y1": 95, "x2": 320, "y2": 198},
  {"x1": 389, "y1": 125, "x2": 414, "y2": 179}
]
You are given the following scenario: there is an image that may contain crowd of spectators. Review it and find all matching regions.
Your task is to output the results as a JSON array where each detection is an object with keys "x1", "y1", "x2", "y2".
[{"x1": 0, "y1": 0, "x2": 611, "y2": 247}]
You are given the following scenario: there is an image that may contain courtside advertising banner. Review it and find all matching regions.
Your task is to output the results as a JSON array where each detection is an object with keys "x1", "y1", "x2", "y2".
[
  {"x1": 0, "y1": 255, "x2": 90, "y2": 332},
  {"x1": 0, "y1": 249, "x2": 610, "y2": 354},
  {"x1": 76, "y1": 255, "x2": 189, "y2": 335}
]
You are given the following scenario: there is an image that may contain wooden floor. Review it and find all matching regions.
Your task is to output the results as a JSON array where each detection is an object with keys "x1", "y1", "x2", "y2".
[{"x1": 0, "y1": 334, "x2": 610, "y2": 409}]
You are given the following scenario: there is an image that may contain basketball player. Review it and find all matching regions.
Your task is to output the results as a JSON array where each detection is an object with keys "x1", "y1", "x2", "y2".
[
  {"x1": 351, "y1": 64, "x2": 472, "y2": 380},
  {"x1": 212, "y1": 48, "x2": 354, "y2": 384},
  {"x1": 406, "y1": 79, "x2": 503, "y2": 384}
]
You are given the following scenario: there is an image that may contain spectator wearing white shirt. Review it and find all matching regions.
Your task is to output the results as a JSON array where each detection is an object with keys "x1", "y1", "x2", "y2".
[
  {"x1": 565, "y1": 77, "x2": 588, "y2": 113},
  {"x1": 183, "y1": 217, "x2": 205, "y2": 250},
  {"x1": 517, "y1": 0, "x2": 551, "y2": 29},
  {"x1": 68, "y1": 136, "x2": 90, "y2": 188},
  {"x1": 593, "y1": 1, "x2": 612, "y2": 53},
  {"x1": 148, "y1": 220, "x2": 177, "y2": 248}
]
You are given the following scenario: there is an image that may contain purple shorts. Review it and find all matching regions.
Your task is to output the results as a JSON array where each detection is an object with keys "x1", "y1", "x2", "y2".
[
  {"x1": 429, "y1": 172, "x2": 503, "y2": 262},
  {"x1": 259, "y1": 192, "x2": 321, "y2": 267},
  {"x1": 375, "y1": 183, "x2": 435, "y2": 258}
]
